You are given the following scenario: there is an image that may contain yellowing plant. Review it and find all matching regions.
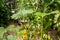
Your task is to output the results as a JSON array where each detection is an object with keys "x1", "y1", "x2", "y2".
[
  {"x1": 25, "y1": 24, "x2": 30, "y2": 28},
  {"x1": 22, "y1": 35, "x2": 28, "y2": 40},
  {"x1": 22, "y1": 30, "x2": 27, "y2": 35}
]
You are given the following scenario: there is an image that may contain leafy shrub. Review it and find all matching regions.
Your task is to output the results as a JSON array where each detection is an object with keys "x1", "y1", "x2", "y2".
[{"x1": 0, "y1": 0, "x2": 16, "y2": 26}]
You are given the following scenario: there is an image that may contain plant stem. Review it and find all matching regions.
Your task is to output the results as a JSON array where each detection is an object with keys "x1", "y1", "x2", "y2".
[{"x1": 40, "y1": 17, "x2": 43, "y2": 40}]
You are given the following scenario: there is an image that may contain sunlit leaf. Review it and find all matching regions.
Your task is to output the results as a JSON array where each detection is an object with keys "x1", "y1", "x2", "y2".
[{"x1": 34, "y1": 12, "x2": 48, "y2": 18}]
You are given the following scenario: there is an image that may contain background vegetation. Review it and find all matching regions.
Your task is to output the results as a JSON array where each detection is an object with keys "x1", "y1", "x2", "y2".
[{"x1": 0, "y1": 0, "x2": 60, "y2": 40}]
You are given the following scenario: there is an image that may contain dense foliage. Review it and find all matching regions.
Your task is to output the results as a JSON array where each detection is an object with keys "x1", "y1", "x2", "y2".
[
  {"x1": 0, "y1": 0, "x2": 16, "y2": 26},
  {"x1": 12, "y1": 0, "x2": 60, "y2": 30},
  {"x1": 0, "y1": 0, "x2": 60, "y2": 40}
]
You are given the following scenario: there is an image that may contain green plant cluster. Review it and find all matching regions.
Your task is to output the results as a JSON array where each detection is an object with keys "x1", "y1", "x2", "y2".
[
  {"x1": 11, "y1": 0, "x2": 60, "y2": 40},
  {"x1": 0, "y1": 0, "x2": 60, "y2": 40},
  {"x1": 12, "y1": 0, "x2": 60, "y2": 30}
]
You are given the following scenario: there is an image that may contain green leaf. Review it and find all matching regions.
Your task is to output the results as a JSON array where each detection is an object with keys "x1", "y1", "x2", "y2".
[
  {"x1": 34, "y1": 12, "x2": 48, "y2": 18},
  {"x1": 7, "y1": 35, "x2": 17, "y2": 40},
  {"x1": 0, "y1": 27, "x2": 4, "y2": 30},
  {"x1": 17, "y1": 31, "x2": 22, "y2": 36},
  {"x1": 0, "y1": 27, "x2": 5, "y2": 38},
  {"x1": 44, "y1": 20, "x2": 52, "y2": 30},
  {"x1": 11, "y1": 9, "x2": 34, "y2": 20},
  {"x1": 6, "y1": 25, "x2": 15, "y2": 31},
  {"x1": 11, "y1": 13, "x2": 21, "y2": 20},
  {"x1": 3, "y1": 38, "x2": 6, "y2": 40},
  {"x1": 34, "y1": 10, "x2": 59, "y2": 18}
]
